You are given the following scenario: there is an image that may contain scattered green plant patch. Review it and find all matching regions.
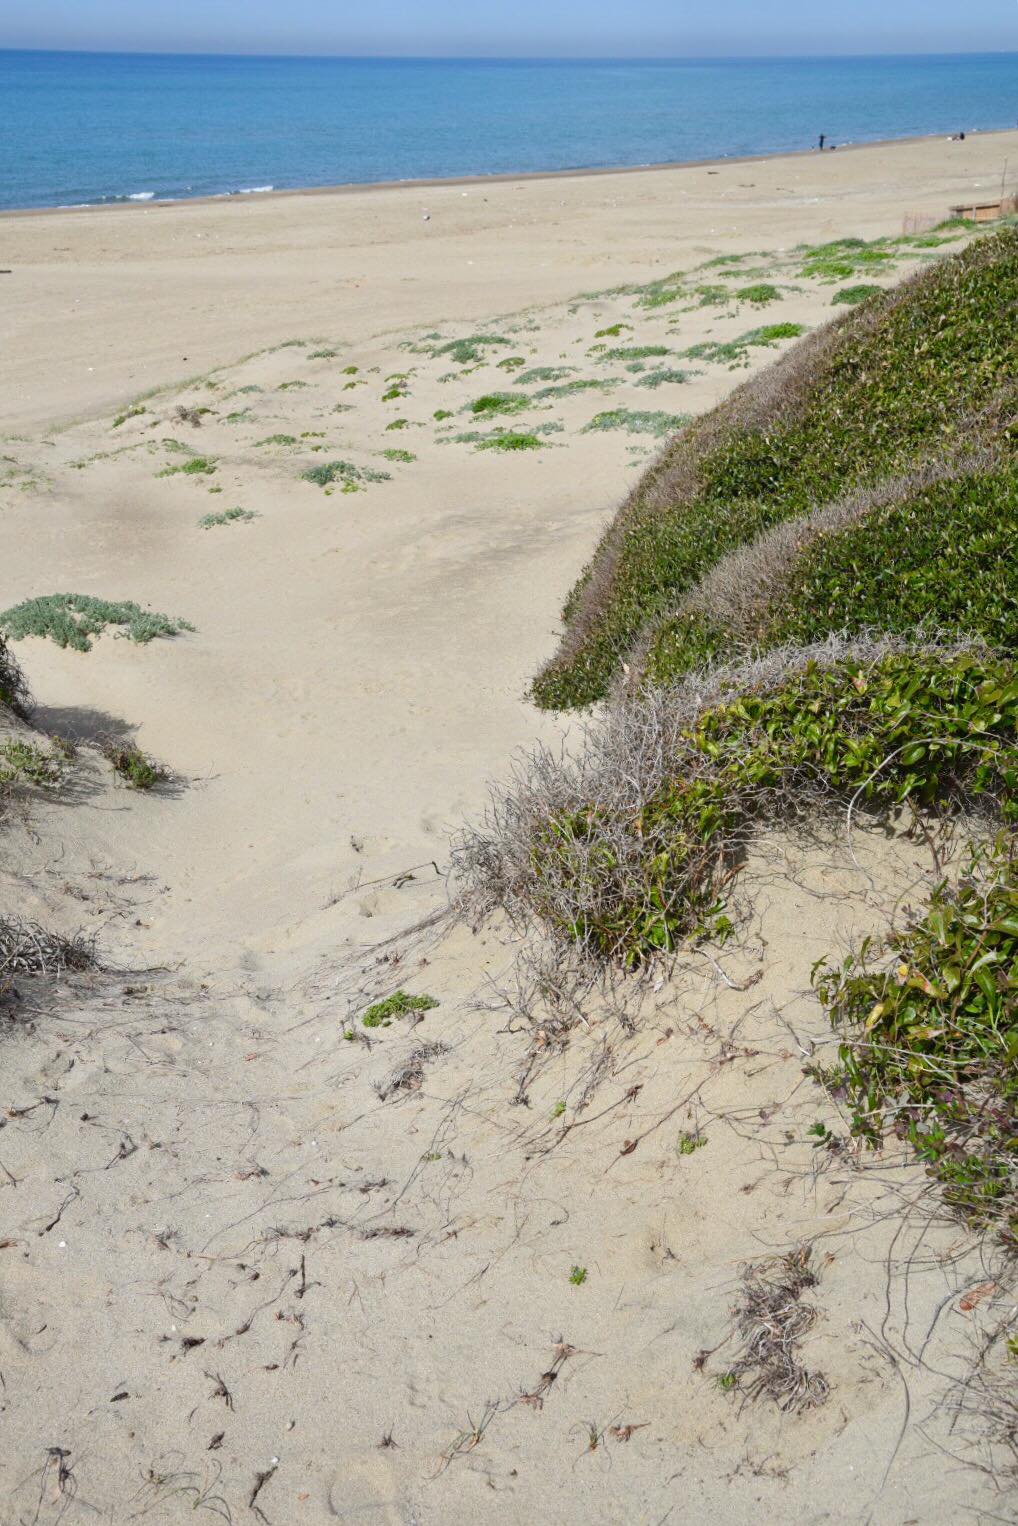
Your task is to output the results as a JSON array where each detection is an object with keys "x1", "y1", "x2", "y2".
[
  {"x1": 683, "y1": 324, "x2": 806, "y2": 366},
  {"x1": 815, "y1": 833, "x2": 1018, "y2": 1243},
  {"x1": 433, "y1": 409, "x2": 453, "y2": 421},
  {"x1": 382, "y1": 384, "x2": 408, "y2": 402},
  {"x1": 634, "y1": 368, "x2": 696, "y2": 390},
  {"x1": 831, "y1": 283, "x2": 885, "y2": 305},
  {"x1": 594, "y1": 345, "x2": 671, "y2": 364},
  {"x1": 534, "y1": 231, "x2": 1017, "y2": 708},
  {"x1": 583, "y1": 409, "x2": 689, "y2": 437},
  {"x1": 198, "y1": 506, "x2": 257, "y2": 529},
  {"x1": 157, "y1": 455, "x2": 217, "y2": 478},
  {"x1": 469, "y1": 392, "x2": 531, "y2": 418},
  {"x1": 97, "y1": 736, "x2": 169, "y2": 791},
  {"x1": 278, "y1": 380, "x2": 309, "y2": 391},
  {"x1": 594, "y1": 323, "x2": 633, "y2": 337},
  {"x1": 341, "y1": 365, "x2": 359, "y2": 376},
  {"x1": 496, "y1": 356, "x2": 527, "y2": 371},
  {"x1": 678, "y1": 1132, "x2": 708, "y2": 1155},
  {"x1": 0, "y1": 594, "x2": 194, "y2": 652},
  {"x1": 361, "y1": 990, "x2": 439, "y2": 1027},
  {"x1": 112, "y1": 406, "x2": 146, "y2": 429},
  {"x1": 0, "y1": 739, "x2": 63, "y2": 792},
  {"x1": 534, "y1": 378, "x2": 615, "y2": 400},
  {"x1": 382, "y1": 448, "x2": 416, "y2": 463},
  {"x1": 308, "y1": 348, "x2": 340, "y2": 359},
  {"x1": 735, "y1": 283, "x2": 783, "y2": 305},
  {"x1": 514, "y1": 366, "x2": 574, "y2": 386},
  {"x1": 569, "y1": 1266, "x2": 588, "y2": 1285},
  {"x1": 301, "y1": 460, "x2": 391, "y2": 490},
  {"x1": 797, "y1": 236, "x2": 899, "y2": 282},
  {"x1": 385, "y1": 419, "x2": 411, "y2": 432},
  {"x1": 427, "y1": 334, "x2": 511, "y2": 365},
  {"x1": 225, "y1": 409, "x2": 253, "y2": 424},
  {"x1": 255, "y1": 434, "x2": 298, "y2": 447}
]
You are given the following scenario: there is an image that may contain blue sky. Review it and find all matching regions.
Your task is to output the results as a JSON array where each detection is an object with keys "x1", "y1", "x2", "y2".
[{"x1": 2, "y1": 0, "x2": 1017, "y2": 57}]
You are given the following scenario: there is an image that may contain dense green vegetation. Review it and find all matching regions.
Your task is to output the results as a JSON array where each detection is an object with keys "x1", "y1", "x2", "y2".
[
  {"x1": 533, "y1": 231, "x2": 1018, "y2": 709},
  {"x1": 361, "y1": 990, "x2": 439, "y2": 1027},
  {"x1": 488, "y1": 648, "x2": 1018, "y2": 965},
  {"x1": 816, "y1": 835, "x2": 1017, "y2": 1244},
  {"x1": 647, "y1": 467, "x2": 1018, "y2": 682}
]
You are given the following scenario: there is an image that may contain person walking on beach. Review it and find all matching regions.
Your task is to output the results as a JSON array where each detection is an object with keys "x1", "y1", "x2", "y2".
[{"x1": 818, "y1": 133, "x2": 826, "y2": 151}]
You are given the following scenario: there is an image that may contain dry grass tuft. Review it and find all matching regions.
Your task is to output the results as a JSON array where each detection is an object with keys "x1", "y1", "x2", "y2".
[{"x1": 719, "y1": 1246, "x2": 830, "y2": 1412}]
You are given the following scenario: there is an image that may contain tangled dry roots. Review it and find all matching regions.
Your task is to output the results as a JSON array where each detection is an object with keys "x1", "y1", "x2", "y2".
[
  {"x1": 0, "y1": 919, "x2": 97, "y2": 980},
  {"x1": 726, "y1": 1246, "x2": 830, "y2": 1412}
]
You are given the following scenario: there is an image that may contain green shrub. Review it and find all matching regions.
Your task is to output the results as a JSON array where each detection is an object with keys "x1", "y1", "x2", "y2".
[
  {"x1": 430, "y1": 335, "x2": 510, "y2": 365},
  {"x1": 382, "y1": 448, "x2": 416, "y2": 463},
  {"x1": 466, "y1": 647, "x2": 1018, "y2": 965},
  {"x1": 534, "y1": 231, "x2": 1018, "y2": 709},
  {"x1": 255, "y1": 434, "x2": 297, "y2": 447},
  {"x1": 815, "y1": 834, "x2": 1018, "y2": 1243},
  {"x1": 0, "y1": 595, "x2": 194, "y2": 652},
  {"x1": 98, "y1": 737, "x2": 169, "y2": 791},
  {"x1": 594, "y1": 345, "x2": 671, "y2": 363},
  {"x1": 361, "y1": 990, "x2": 439, "y2": 1027}
]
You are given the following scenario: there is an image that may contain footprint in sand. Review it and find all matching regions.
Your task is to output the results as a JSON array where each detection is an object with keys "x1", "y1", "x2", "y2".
[{"x1": 326, "y1": 1451, "x2": 413, "y2": 1520}]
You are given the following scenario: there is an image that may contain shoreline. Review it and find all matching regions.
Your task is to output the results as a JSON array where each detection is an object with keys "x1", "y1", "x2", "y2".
[{"x1": 3, "y1": 123, "x2": 1012, "y2": 220}]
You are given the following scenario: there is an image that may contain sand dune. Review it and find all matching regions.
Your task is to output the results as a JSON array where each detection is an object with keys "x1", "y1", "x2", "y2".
[{"x1": 1, "y1": 134, "x2": 1015, "y2": 1522}]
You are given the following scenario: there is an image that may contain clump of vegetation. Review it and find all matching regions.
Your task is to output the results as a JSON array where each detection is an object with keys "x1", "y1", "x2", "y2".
[
  {"x1": 832, "y1": 283, "x2": 884, "y2": 305},
  {"x1": 382, "y1": 448, "x2": 416, "y2": 463},
  {"x1": 683, "y1": 324, "x2": 807, "y2": 367},
  {"x1": 446, "y1": 426, "x2": 554, "y2": 452},
  {"x1": 533, "y1": 231, "x2": 1018, "y2": 709},
  {"x1": 255, "y1": 434, "x2": 298, "y2": 447},
  {"x1": 534, "y1": 378, "x2": 614, "y2": 400},
  {"x1": 433, "y1": 409, "x2": 453, "y2": 421},
  {"x1": 469, "y1": 392, "x2": 531, "y2": 418},
  {"x1": 816, "y1": 834, "x2": 1018, "y2": 1244},
  {"x1": 798, "y1": 235, "x2": 898, "y2": 282},
  {"x1": 0, "y1": 595, "x2": 194, "y2": 652},
  {"x1": 385, "y1": 419, "x2": 411, "y2": 432},
  {"x1": 157, "y1": 455, "x2": 217, "y2": 478},
  {"x1": 583, "y1": 409, "x2": 689, "y2": 437},
  {"x1": 0, "y1": 738, "x2": 63, "y2": 792},
  {"x1": 678, "y1": 1132, "x2": 708, "y2": 1155},
  {"x1": 112, "y1": 406, "x2": 146, "y2": 429},
  {"x1": 594, "y1": 323, "x2": 632, "y2": 338},
  {"x1": 361, "y1": 990, "x2": 439, "y2": 1028},
  {"x1": 278, "y1": 379, "x2": 309, "y2": 391},
  {"x1": 569, "y1": 1265, "x2": 588, "y2": 1285},
  {"x1": 594, "y1": 345, "x2": 671, "y2": 364},
  {"x1": 497, "y1": 356, "x2": 527, "y2": 372},
  {"x1": 308, "y1": 348, "x2": 340, "y2": 359},
  {"x1": 634, "y1": 368, "x2": 695, "y2": 390},
  {"x1": 198, "y1": 506, "x2": 257, "y2": 529},
  {"x1": 430, "y1": 334, "x2": 511, "y2": 365},
  {"x1": 736, "y1": 283, "x2": 782, "y2": 304},
  {"x1": 225, "y1": 409, "x2": 252, "y2": 424},
  {"x1": 459, "y1": 643, "x2": 1018, "y2": 964},
  {"x1": 514, "y1": 366, "x2": 573, "y2": 386},
  {"x1": 97, "y1": 736, "x2": 169, "y2": 791},
  {"x1": 707, "y1": 1247, "x2": 828, "y2": 1412},
  {"x1": 301, "y1": 461, "x2": 391, "y2": 491}
]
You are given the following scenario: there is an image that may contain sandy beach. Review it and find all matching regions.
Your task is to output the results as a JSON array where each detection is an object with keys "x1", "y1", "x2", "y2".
[{"x1": 1, "y1": 131, "x2": 1016, "y2": 1523}]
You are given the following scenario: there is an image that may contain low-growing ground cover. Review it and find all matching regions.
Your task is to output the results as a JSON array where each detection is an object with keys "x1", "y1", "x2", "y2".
[
  {"x1": 0, "y1": 595, "x2": 194, "y2": 652},
  {"x1": 533, "y1": 231, "x2": 1018, "y2": 709}
]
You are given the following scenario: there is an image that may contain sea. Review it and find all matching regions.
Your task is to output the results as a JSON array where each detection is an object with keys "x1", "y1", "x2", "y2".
[{"x1": 2, "y1": 50, "x2": 1016, "y2": 213}]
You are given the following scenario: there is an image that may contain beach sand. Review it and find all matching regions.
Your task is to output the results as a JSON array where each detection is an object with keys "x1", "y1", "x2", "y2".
[{"x1": 1, "y1": 132, "x2": 1015, "y2": 1523}]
